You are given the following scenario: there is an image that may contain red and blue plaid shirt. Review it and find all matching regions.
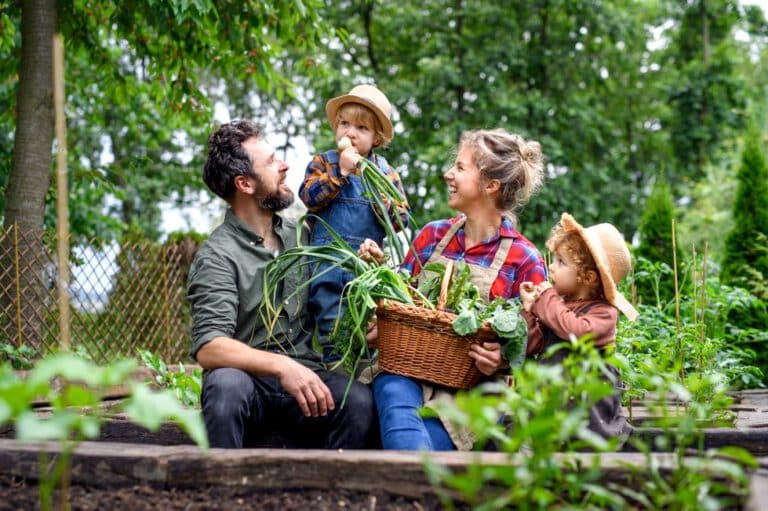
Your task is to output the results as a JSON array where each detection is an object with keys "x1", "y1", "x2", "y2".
[{"x1": 402, "y1": 215, "x2": 548, "y2": 300}]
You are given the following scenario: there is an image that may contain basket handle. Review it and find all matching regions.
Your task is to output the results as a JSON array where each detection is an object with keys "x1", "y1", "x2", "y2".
[{"x1": 437, "y1": 259, "x2": 454, "y2": 311}]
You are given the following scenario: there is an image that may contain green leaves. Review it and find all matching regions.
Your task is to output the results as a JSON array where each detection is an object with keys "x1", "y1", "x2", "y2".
[
  {"x1": 138, "y1": 349, "x2": 202, "y2": 408},
  {"x1": 123, "y1": 383, "x2": 208, "y2": 448},
  {"x1": 0, "y1": 352, "x2": 208, "y2": 448}
]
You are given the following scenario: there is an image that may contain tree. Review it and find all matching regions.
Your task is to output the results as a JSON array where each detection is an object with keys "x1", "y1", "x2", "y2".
[
  {"x1": 0, "y1": 0, "x2": 332, "y2": 349},
  {"x1": 279, "y1": 0, "x2": 680, "y2": 244},
  {"x1": 635, "y1": 178, "x2": 683, "y2": 306},
  {"x1": 721, "y1": 131, "x2": 768, "y2": 296},
  {"x1": 2, "y1": 0, "x2": 331, "y2": 240},
  {"x1": 664, "y1": 0, "x2": 746, "y2": 184}
]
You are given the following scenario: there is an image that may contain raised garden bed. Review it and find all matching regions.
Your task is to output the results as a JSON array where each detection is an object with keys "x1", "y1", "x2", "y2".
[{"x1": 0, "y1": 439, "x2": 766, "y2": 510}]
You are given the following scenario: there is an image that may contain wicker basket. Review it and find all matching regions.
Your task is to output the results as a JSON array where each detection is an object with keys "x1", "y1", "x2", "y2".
[{"x1": 375, "y1": 261, "x2": 497, "y2": 389}]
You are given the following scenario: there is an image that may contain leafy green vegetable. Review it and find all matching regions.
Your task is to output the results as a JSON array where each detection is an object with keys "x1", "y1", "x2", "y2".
[{"x1": 448, "y1": 295, "x2": 529, "y2": 370}]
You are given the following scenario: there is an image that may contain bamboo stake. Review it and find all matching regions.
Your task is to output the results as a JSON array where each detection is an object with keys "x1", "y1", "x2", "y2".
[
  {"x1": 698, "y1": 242, "x2": 709, "y2": 373},
  {"x1": 53, "y1": 34, "x2": 71, "y2": 351},
  {"x1": 691, "y1": 244, "x2": 697, "y2": 326},
  {"x1": 672, "y1": 218, "x2": 683, "y2": 382}
]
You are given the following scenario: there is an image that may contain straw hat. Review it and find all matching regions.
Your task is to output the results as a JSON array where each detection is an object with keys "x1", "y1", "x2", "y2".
[
  {"x1": 326, "y1": 84, "x2": 393, "y2": 143},
  {"x1": 560, "y1": 213, "x2": 639, "y2": 321}
]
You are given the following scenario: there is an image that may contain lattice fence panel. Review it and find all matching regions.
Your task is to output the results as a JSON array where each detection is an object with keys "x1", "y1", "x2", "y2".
[{"x1": 0, "y1": 225, "x2": 198, "y2": 364}]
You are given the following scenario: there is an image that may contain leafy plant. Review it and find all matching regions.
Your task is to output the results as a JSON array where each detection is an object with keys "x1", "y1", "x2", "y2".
[
  {"x1": 0, "y1": 342, "x2": 37, "y2": 369},
  {"x1": 137, "y1": 349, "x2": 202, "y2": 409},
  {"x1": 424, "y1": 337, "x2": 756, "y2": 510},
  {"x1": 610, "y1": 366, "x2": 756, "y2": 510},
  {"x1": 0, "y1": 352, "x2": 208, "y2": 511},
  {"x1": 424, "y1": 336, "x2": 624, "y2": 509},
  {"x1": 619, "y1": 255, "x2": 764, "y2": 408},
  {"x1": 262, "y1": 216, "x2": 429, "y2": 374}
]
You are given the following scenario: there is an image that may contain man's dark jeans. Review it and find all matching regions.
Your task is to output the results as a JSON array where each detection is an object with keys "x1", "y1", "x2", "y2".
[{"x1": 201, "y1": 367, "x2": 376, "y2": 449}]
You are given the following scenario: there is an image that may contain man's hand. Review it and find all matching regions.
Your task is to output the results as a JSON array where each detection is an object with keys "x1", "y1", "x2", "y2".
[
  {"x1": 275, "y1": 356, "x2": 335, "y2": 417},
  {"x1": 468, "y1": 341, "x2": 505, "y2": 376}
]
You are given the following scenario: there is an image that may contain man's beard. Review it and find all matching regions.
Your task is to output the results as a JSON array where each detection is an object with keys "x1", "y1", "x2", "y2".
[
  {"x1": 251, "y1": 172, "x2": 294, "y2": 211},
  {"x1": 259, "y1": 190, "x2": 293, "y2": 211}
]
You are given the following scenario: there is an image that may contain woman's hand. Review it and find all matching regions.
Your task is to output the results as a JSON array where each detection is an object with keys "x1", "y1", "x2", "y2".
[
  {"x1": 358, "y1": 238, "x2": 386, "y2": 263},
  {"x1": 365, "y1": 319, "x2": 378, "y2": 348},
  {"x1": 469, "y1": 341, "x2": 505, "y2": 376}
]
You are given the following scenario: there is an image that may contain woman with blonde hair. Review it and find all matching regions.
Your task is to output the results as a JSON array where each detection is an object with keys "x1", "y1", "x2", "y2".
[{"x1": 360, "y1": 128, "x2": 547, "y2": 451}]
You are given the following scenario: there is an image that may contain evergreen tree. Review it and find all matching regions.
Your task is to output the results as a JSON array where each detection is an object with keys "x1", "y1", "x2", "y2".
[
  {"x1": 635, "y1": 179, "x2": 684, "y2": 306},
  {"x1": 721, "y1": 132, "x2": 768, "y2": 295}
]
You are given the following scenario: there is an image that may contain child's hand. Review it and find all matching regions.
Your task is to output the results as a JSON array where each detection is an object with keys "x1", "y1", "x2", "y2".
[
  {"x1": 339, "y1": 146, "x2": 360, "y2": 177},
  {"x1": 358, "y1": 238, "x2": 386, "y2": 263},
  {"x1": 380, "y1": 194, "x2": 392, "y2": 212},
  {"x1": 534, "y1": 281, "x2": 552, "y2": 295},
  {"x1": 519, "y1": 281, "x2": 538, "y2": 312}
]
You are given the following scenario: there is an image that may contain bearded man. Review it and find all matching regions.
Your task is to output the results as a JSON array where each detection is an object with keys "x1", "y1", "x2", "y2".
[{"x1": 188, "y1": 120, "x2": 375, "y2": 449}]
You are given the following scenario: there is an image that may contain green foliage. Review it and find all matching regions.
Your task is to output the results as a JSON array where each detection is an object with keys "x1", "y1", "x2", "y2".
[
  {"x1": 138, "y1": 349, "x2": 202, "y2": 409},
  {"x1": 618, "y1": 257, "x2": 765, "y2": 396},
  {"x1": 665, "y1": 0, "x2": 747, "y2": 180},
  {"x1": 425, "y1": 338, "x2": 622, "y2": 509},
  {"x1": 2, "y1": 0, "x2": 334, "y2": 241},
  {"x1": 0, "y1": 352, "x2": 207, "y2": 510},
  {"x1": 425, "y1": 337, "x2": 755, "y2": 509},
  {"x1": 608, "y1": 366, "x2": 755, "y2": 510},
  {"x1": 635, "y1": 179, "x2": 685, "y2": 306},
  {"x1": 721, "y1": 132, "x2": 768, "y2": 297},
  {"x1": 0, "y1": 342, "x2": 37, "y2": 370}
]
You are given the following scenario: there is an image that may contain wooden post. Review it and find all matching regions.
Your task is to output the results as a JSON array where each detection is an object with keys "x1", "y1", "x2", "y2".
[{"x1": 53, "y1": 34, "x2": 71, "y2": 351}]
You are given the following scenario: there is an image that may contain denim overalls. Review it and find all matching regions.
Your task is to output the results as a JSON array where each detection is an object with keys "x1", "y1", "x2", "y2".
[{"x1": 308, "y1": 149, "x2": 391, "y2": 361}]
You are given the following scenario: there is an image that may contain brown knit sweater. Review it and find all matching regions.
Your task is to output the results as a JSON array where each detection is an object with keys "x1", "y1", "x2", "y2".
[{"x1": 524, "y1": 287, "x2": 619, "y2": 356}]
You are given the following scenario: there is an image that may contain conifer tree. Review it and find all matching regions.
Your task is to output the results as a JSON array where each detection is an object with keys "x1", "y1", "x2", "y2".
[
  {"x1": 721, "y1": 133, "x2": 768, "y2": 295},
  {"x1": 635, "y1": 179, "x2": 683, "y2": 305}
]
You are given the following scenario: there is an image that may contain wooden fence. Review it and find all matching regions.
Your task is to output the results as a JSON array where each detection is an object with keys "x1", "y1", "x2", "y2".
[{"x1": 0, "y1": 224, "x2": 198, "y2": 363}]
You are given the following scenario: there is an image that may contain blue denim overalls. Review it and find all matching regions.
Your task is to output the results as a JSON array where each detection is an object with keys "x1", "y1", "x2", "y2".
[{"x1": 308, "y1": 149, "x2": 391, "y2": 361}]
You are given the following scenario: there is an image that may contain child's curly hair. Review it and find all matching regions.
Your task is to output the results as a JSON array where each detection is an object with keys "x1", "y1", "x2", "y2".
[{"x1": 546, "y1": 223, "x2": 604, "y2": 300}]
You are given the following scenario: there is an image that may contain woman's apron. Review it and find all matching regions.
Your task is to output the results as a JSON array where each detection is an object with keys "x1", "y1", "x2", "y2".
[{"x1": 418, "y1": 217, "x2": 514, "y2": 450}]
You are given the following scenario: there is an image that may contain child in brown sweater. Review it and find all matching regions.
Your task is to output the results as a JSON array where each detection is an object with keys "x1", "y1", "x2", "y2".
[{"x1": 519, "y1": 212, "x2": 639, "y2": 439}]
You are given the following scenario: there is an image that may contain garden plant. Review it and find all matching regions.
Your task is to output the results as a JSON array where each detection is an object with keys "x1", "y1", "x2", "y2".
[{"x1": 0, "y1": 352, "x2": 208, "y2": 511}]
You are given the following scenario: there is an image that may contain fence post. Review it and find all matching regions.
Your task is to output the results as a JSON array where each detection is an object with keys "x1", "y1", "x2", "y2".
[
  {"x1": 13, "y1": 224, "x2": 22, "y2": 347},
  {"x1": 53, "y1": 33, "x2": 71, "y2": 351}
]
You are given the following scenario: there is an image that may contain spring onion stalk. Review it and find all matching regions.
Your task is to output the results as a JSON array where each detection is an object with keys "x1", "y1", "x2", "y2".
[
  {"x1": 337, "y1": 136, "x2": 421, "y2": 268},
  {"x1": 261, "y1": 214, "x2": 434, "y2": 376}
]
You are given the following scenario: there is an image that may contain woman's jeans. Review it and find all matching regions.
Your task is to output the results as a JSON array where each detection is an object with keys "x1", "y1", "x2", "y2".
[
  {"x1": 202, "y1": 367, "x2": 376, "y2": 449},
  {"x1": 372, "y1": 373, "x2": 455, "y2": 451}
]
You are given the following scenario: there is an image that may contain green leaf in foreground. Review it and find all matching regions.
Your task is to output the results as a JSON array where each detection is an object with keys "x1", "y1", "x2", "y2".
[{"x1": 123, "y1": 383, "x2": 209, "y2": 449}]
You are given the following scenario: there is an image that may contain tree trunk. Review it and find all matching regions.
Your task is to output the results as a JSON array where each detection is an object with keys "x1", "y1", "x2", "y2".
[{"x1": 1, "y1": 0, "x2": 57, "y2": 350}]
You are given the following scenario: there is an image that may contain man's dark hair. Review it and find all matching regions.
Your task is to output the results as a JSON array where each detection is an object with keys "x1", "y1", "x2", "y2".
[{"x1": 203, "y1": 120, "x2": 264, "y2": 200}]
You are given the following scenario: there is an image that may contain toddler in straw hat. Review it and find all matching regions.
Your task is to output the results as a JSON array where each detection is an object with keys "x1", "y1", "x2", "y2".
[
  {"x1": 299, "y1": 84, "x2": 410, "y2": 362},
  {"x1": 519, "y1": 212, "x2": 638, "y2": 439}
]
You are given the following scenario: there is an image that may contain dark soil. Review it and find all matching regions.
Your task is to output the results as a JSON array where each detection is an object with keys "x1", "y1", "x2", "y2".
[{"x1": 0, "y1": 475, "x2": 462, "y2": 511}]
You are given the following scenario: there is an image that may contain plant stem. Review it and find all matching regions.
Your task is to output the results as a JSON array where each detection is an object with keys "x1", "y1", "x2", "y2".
[{"x1": 671, "y1": 218, "x2": 684, "y2": 383}]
